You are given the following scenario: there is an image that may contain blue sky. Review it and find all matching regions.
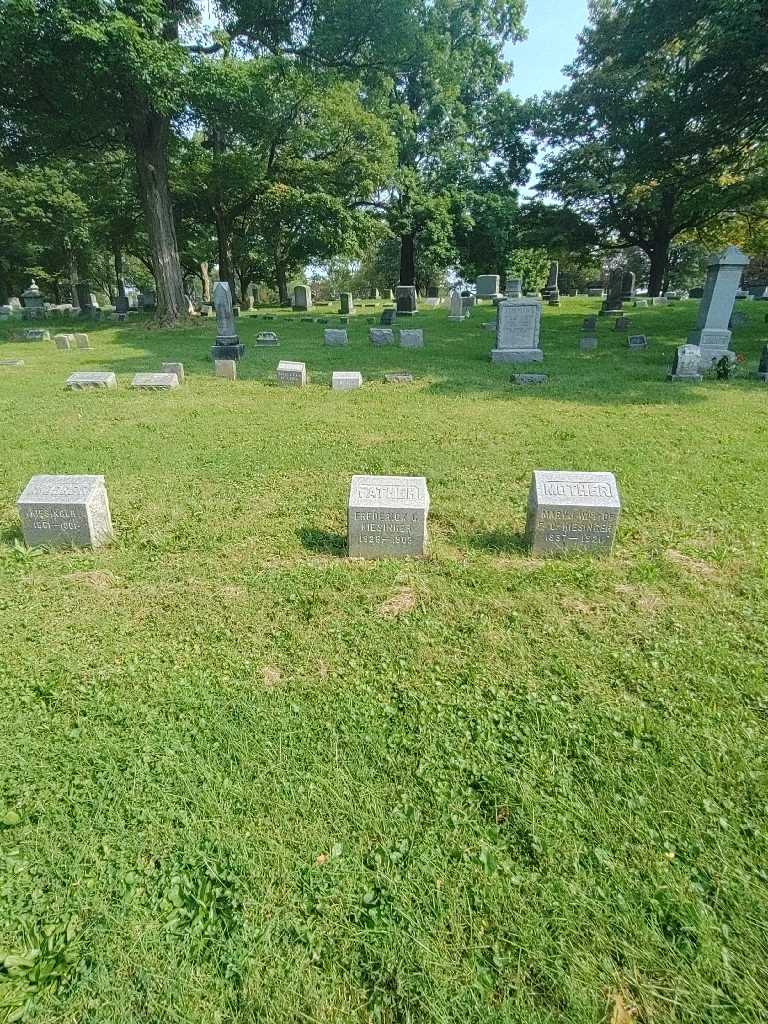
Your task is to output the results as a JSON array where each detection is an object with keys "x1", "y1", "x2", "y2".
[{"x1": 505, "y1": 0, "x2": 590, "y2": 100}]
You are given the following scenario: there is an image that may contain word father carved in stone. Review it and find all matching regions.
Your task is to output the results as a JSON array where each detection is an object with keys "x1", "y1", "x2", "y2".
[{"x1": 347, "y1": 475, "x2": 430, "y2": 559}]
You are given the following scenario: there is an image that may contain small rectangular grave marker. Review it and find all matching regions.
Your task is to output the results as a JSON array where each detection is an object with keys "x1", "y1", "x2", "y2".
[
  {"x1": 332, "y1": 371, "x2": 363, "y2": 390},
  {"x1": 54, "y1": 334, "x2": 73, "y2": 350},
  {"x1": 580, "y1": 336, "x2": 598, "y2": 351},
  {"x1": 511, "y1": 373, "x2": 548, "y2": 385},
  {"x1": 255, "y1": 331, "x2": 279, "y2": 346},
  {"x1": 628, "y1": 335, "x2": 647, "y2": 349},
  {"x1": 369, "y1": 328, "x2": 394, "y2": 345},
  {"x1": 214, "y1": 360, "x2": 237, "y2": 380},
  {"x1": 384, "y1": 372, "x2": 413, "y2": 384},
  {"x1": 324, "y1": 329, "x2": 349, "y2": 346},
  {"x1": 161, "y1": 362, "x2": 184, "y2": 384},
  {"x1": 526, "y1": 470, "x2": 621, "y2": 557},
  {"x1": 74, "y1": 333, "x2": 90, "y2": 350},
  {"x1": 131, "y1": 372, "x2": 179, "y2": 390},
  {"x1": 22, "y1": 329, "x2": 50, "y2": 341},
  {"x1": 17, "y1": 474, "x2": 113, "y2": 549},
  {"x1": 348, "y1": 475, "x2": 430, "y2": 559},
  {"x1": 0, "y1": 359, "x2": 24, "y2": 367},
  {"x1": 277, "y1": 360, "x2": 306, "y2": 386},
  {"x1": 66, "y1": 371, "x2": 117, "y2": 390},
  {"x1": 399, "y1": 329, "x2": 424, "y2": 349}
]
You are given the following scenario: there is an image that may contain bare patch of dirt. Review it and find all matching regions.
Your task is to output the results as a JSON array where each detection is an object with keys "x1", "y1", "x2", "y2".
[
  {"x1": 63, "y1": 570, "x2": 119, "y2": 591},
  {"x1": 665, "y1": 548, "x2": 721, "y2": 579},
  {"x1": 262, "y1": 666, "x2": 283, "y2": 688},
  {"x1": 377, "y1": 587, "x2": 418, "y2": 618}
]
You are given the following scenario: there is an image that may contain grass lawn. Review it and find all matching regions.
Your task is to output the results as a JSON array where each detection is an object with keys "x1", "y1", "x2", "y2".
[{"x1": 1, "y1": 298, "x2": 767, "y2": 1023}]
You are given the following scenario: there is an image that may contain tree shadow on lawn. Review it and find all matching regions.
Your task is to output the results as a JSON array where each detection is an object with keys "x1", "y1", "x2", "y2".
[{"x1": 36, "y1": 305, "x2": 766, "y2": 409}]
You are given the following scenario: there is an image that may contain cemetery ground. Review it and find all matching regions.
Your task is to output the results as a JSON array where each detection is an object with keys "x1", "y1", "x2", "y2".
[{"x1": 1, "y1": 300, "x2": 767, "y2": 1024}]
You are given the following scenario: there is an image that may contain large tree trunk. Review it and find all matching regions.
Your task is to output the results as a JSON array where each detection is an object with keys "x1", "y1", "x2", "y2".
[
  {"x1": 647, "y1": 239, "x2": 671, "y2": 297},
  {"x1": 399, "y1": 232, "x2": 416, "y2": 286},
  {"x1": 275, "y1": 262, "x2": 289, "y2": 305},
  {"x1": 214, "y1": 209, "x2": 233, "y2": 289},
  {"x1": 200, "y1": 262, "x2": 211, "y2": 303},
  {"x1": 65, "y1": 241, "x2": 80, "y2": 308},
  {"x1": 131, "y1": 107, "x2": 187, "y2": 325}
]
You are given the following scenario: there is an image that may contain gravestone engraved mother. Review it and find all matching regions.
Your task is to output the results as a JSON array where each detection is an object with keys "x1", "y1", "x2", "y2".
[
  {"x1": 348, "y1": 475, "x2": 430, "y2": 558},
  {"x1": 17, "y1": 475, "x2": 113, "y2": 549},
  {"x1": 526, "y1": 470, "x2": 621, "y2": 557}
]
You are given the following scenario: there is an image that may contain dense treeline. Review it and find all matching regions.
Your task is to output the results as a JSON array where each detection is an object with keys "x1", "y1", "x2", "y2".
[{"x1": 0, "y1": 0, "x2": 765, "y2": 322}]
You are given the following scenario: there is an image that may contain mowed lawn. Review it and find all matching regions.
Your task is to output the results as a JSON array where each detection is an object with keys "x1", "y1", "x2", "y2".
[{"x1": 1, "y1": 299, "x2": 767, "y2": 1024}]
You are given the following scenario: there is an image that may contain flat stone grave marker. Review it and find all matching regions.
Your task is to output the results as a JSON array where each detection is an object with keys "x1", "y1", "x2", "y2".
[
  {"x1": 277, "y1": 360, "x2": 307, "y2": 386},
  {"x1": 22, "y1": 329, "x2": 50, "y2": 341},
  {"x1": 131, "y1": 372, "x2": 179, "y2": 390},
  {"x1": 628, "y1": 335, "x2": 647, "y2": 349},
  {"x1": 380, "y1": 308, "x2": 397, "y2": 326},
  {"x1": 580, "y1": 336, "x2": 598, "y2": 351},
  {"x1": 526, "y1": 470, "x2": 621, "y2": 558},
  {"x1": 0, "y1": 359, "x2": 24, "y2": 367},
  {"x1": 511, "y1": 373, "x2": 548, "y2": 385},
  {"x1": 324, "y1": 329, "x2": 349, "y2": 346},
  {"x1": 348, "y1": 475, "x2": 430, "y2": 559},
  {"x1": 634, "y1": 299, "x2": 649, "y2": 308},
  {"x1": 332, "y1": 371, "x2": 363, "y2": 390},
  {"x1": 369, "y1": 328, "x2": 394, "y2": 345},
  {"x1": 17, "y1": 474, "x2": 113, "y2": 549},
  {"x1": 161, "y1": 362, "x2": 184, "y2": 384},
  {"x1": 614, "y1": 317, "x2": 631, "y2": 331},
  {"x1": 66, "y1": 371, "x2": 117, "y2": 390},
  {"x1": 255, "y1": 332, "x2": 280, "y2": 346},
  {"x1": 75, "y1": 333, "x2": 90, "y2": 350},
  {"x1": 399, "y1": 329, "x2": 423, "y2": 349},
  {"x1": 54, "y1": 334, "x2": 74, "y2": 350},
  {"x1": 384, "y1": 372, "x2": 413, "y2": 384},
  {"x1": 215, "y1": 360, "x2": 237, "y2": 380}
]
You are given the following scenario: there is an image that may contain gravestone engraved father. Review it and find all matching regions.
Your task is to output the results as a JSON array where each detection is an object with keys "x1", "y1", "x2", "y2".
[
  {"x1": 348, "y1": 475, "x2": 430, "y2": 559},
  {"x1": 526, "y1": 470, "x2": 621, "y2": 557},
  {"x1": 17, "y1": 475, "x2": 113, "y2": 549}
]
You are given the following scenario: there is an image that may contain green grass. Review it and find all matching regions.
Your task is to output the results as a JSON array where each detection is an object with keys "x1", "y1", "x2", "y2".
[{"x1": 1, "y1": 298, "x2": 767, "y2": 1024}]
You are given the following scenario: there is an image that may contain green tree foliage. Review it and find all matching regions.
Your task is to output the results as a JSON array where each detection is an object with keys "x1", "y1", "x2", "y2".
[{"x1": 535, "y1": 0, "x2": 768, "y2": 294}]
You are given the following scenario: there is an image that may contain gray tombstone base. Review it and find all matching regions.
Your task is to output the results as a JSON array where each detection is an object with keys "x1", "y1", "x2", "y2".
[
  {"x1": 211, "y1": 342, "x2": 245, "y2": 361},
  {"x1": 526, "y1": 470, "x2": 620, "y2": 557},
  {"x1": 348, "y1": 475, "x2": 430, "y2": 559},
  {"x1": 17, "y1": 475, "x2": 113, "y2": 549},
  {"x1": 491, "y1": 348, "x2": 544, "y2": 364}
]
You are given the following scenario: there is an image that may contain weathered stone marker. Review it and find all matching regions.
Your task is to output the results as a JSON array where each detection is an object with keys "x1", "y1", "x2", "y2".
[
  {"x1": 526, "y1": 470, "x2": 621, "y2": 557},
  {"x1": 255, "y1": 331, "x2": 279, "y2": 346},
  {"x1": 491, "y1": 298, "x2": 543, "y2": 363},
  {"x1": 476, "y1": 275, "x2": 501, "y2": 300},
  {"x1": 211, "y1": 281, "x2": 244, "y2": 361},
  {"x1": 54, "y1": 334, "x2": 73, "y2": 350},
  {"x1": 17, "y1": 474, "x2": 113, "y2": 549},
  {"x1": 332, "y1": 371, "x2": 363, "y2": 390},
  {"x1": 395, "y1": 285, "x2": 418, "y2": 316},
  {"x1": 21, "y1": 329, "x2": 50, "y2": 341},
  {"x1": 293, "y1": 284, "x2": 312, "y2": 311},
  {"x1": 66, "y1": 371, "x2": 117, "y2": 390},
  {"x1": 688, "y1": 245, "x2": 749, "y2": 366},
  {"x1": 384, "y1": 372, "x2": 413, "y2": 384},
  {"x1": 380, "y1": 308, "x2": 397, "y2": 326},
  {"x1": 215, "y1": 359, "x2": 237, "y2": 380},
  {"x1": 580, "y1": 336, "x2": 598, "y2": 351},
  {"x1": 339, "y1": 292, "x2": 355, "y2": 315},
  {"x1": 347, "y1": 475, "x2": 430, "y2": 559},
  {"x1": 511, "y1": 373, "x2": 548, "y2": 385},
  {"x1": 131, "y1": 372, "x2": 180, "y2": 390},
  {"x1": 668, "y1": 344, "x2": 702, "y2": 382},
  {"x1": 602, "y1": 269, "x2": 624, "y2": 313},
  {"x1": 448, "y1": 289, "x2": 464, "y2": 321},
  {"x1": 277, "y1": 360, "x2": 307, "y2": 386},
  {"x1": 369, "y1": 327, "x2": 394, "y2": 345},
  {"x1": 0, "y1": 359, "x2": 25, "y2": 367},
  {"x1": 324, "y1": 329, "x2": 349, "y2": 346},
  {"x1": 161, "y1": 362, "x2": 184, "y2": 383},
  {"x1": 75, "y1": 333, "x2": 91, "y2": 350},
  {"x1": 399, "y1": 329, "x2": 424, "y2": 348},
  {"x1": 628, "y1": 335, "x2": 647, "y2": 349}
]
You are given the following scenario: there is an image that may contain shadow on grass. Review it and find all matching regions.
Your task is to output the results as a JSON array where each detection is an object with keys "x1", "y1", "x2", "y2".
[
  {"x1": 0, "y1": 525, "x2": 24, "y2": 547},
  {"x1": 467, "y1": 530, "x2": 529, "y2": 555},
  {"x1": 297, "y1": 527, "x2": 346, "y2": 556}
]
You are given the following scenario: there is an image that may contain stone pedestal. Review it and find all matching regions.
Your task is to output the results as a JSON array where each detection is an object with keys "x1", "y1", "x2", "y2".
[
  {"x1": 211, "y1": 281, "x2": 244, "y2": 360},
  {"x1": 396, "y1": 286, "x2": 417, "y2": 315},
  {"x1": 668, "y1": 344, "x2": 702, "y2": 382}
]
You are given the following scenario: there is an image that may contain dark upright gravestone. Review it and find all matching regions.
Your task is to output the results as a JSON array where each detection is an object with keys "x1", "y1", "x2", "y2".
[
  {"x1": 211, "y1": 281, "x2": 245, "y2": 361},
  {"x1": 76, "y1": 281, "x2": 96, "y2": 316},
  {"x1": 396, "y1": 285, "x2": 417, "y2": 316},
  {"x1": 380, "y1": 308, "x2": 397, "y2": 326},
  {"x1": 621, "y1": 271, "x2": 636, "y2": 301},
  {"x1": 601, "y1": 269, "x2": 624, "y2": 314}
]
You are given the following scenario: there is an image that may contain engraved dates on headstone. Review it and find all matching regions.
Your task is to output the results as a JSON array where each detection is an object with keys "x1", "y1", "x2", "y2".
[
  {"x1": 332, "y1": 371, "x2": 363, "y2": 390},
  {"x1": 526, "y1": 470, "x2": 621, "y2": 557},
  {"x1": 65, "y1": 371, "x2": 117, "y2": 390},
  {"x1": 277, "y1": 360, "x2": 307, "y2": 386},
  {"x1": 17, "y1": 474, "x2": 113, "y2": 549},
  {"x1": 369, "y1": 328, "x2": 394, "y2": 345},
  {"x1": 324, "y1": 329, "x2": 349, "y2": 346},
  {"x1": 348, "y1": 475, "x2": 430, "y2": 559},
  {"x1": 131, "y1": 372, "x2": 180, "y2": 390}
]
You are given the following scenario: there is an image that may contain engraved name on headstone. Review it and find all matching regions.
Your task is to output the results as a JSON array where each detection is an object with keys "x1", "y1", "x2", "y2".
[
  {"x1": 526, "y1": 470, "x2": 621, "y2": 557},
  {"x1": 277, "y1": 360, "x2": 307, "y2": 386},
  {"x1": 399, "y1": 329, "x2": 424, "y2": 348},
  {"x1": 17, "y1": 474, "x2": 113, "y2": 549},
  {"x1": 348, "y1": 475, "x2": 430, "y2": 559},
  {"x1": 215, "y1": 359, "x2": 237, "y2": 380},
  {"x1": 370, "y1": 328, "x2": 394, "y2": 345},
  {"x1": 491, "y1": 298, "x2": 543, "y2": 363},
  {"x1": 131, "y1": 372, "x2": 180, "y2": 390},
  {"x1": 324, "y1": 329, "x2": 349, "y2": 346},
  {"x1": 332, "y1": 371, "x2": 363, "y2": 390}
]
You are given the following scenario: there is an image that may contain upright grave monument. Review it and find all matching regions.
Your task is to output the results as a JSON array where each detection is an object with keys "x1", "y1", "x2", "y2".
[
  {"x1": 294, "y1": 284, "x2": 312, "y2": 311},
  {"x1": 526, "y1": 470, "x2": 621, "y2": 557},
  {"x1": 688, "y1": 245, "x2": 750, "y2": 367},
  {"x1": 448, "y1": 289, "x2": 464, "y2": 321},
  {"x1": 668, "y1": 344, "x2": 702, "y2": 382},
  {"x1": 542, "y1": 262, "x2": 559, "y2": 303},
  {"x1": 476, "y1": 275, "x2": 502, "y2": 301},
  {"x1": 621, "y1": 271, "x2": 636, "y2": 301},
  {"x1": 347, "y1": 475, "x2": 430, "y2": 559},
  {"x1": 17, "y1": 475, "x2": 113, "y2": 549},
  {"x1": 211, "y1": 281, "x2": 244, "y2": 361},
  {"x1": 601, "y1": 269, "x2": 624, "y2": 314},
  {"x1": 21, "y1": 280, "x2": 45, "y2": 319},
  {"x1": 396, "y1": 286, "x2": 418, "y2": 316},
  {"x1": 505, "y1": 276, "x2": 523, "y2": 299},
  {"x1": 339, "y1": 292, "x2": 355, "y2": 315},
  {"x1": 490, "y1": 297, "x2": 543, "y2": 363}
]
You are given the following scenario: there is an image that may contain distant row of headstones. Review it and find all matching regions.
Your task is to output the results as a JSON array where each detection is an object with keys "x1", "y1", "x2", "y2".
[{"x1": 16, "y1": 470, "x2": 622, "y2": 559}]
